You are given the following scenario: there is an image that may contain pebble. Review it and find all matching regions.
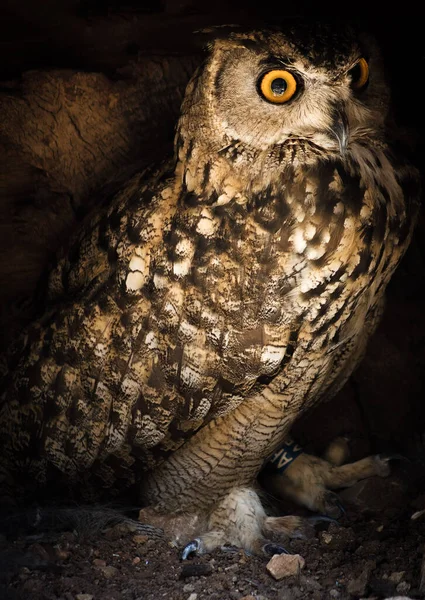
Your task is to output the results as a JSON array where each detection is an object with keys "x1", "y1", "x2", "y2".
[
  {"x1": 321, "y1": 532, "x2": 333, "y2": 544},
  {"x1": 319, "y1": 526, "x2": 356, "y2": 550},
  {"x1": 75, "y1": 595, "x2": 94, "y2": 600},
  {"x1": 183, "y1": 584, "x2": 195, "y2": 593},
  {"x1": 266, "y1": 553, "x2": 305, "y2": 580},
  {"x1": 348, "y1": 576, "x2": 368, "y2": 597},
  {"x1": 347, "y1": 561, "x2": 376, "y2": 597},
  {"x1": 187, "y1": 594, "x2": 197, "y2": 600},
  {"x1": 132, "y1": 556, "x2": 141, "y2": 565},
  {"x1": 395, "y1": 582, "x2": 411, "y2": 594},
  {"x1": 99, "y1": 565, "x2": 119, "y2": 579},
  {"x1": 93, "y1": 558, "x2": 107, "y2": 567},
  {"x1": 55, "y1": 547, "x2": 70, "y2": 560}
]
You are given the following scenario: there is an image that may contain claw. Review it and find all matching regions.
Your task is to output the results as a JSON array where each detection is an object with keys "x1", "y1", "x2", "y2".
[
  {"x1": 412, "y1": 509, "x2": 425, "y2": 520},
  {"x1": 323, "y1": 491, "x2": 345, "y2": 518},
  {"x1": 378, "y1": 453, "x2": 409, "y2": 463},
  {"x1": 308, "y1": 515, "x2": 339, "y2": 526},
  {"x1": 263, "y1": 542, "x2": 290, "y2": 556},
  {"x1": 181, "y1": 538, "x2": 201, "y2": 560}
]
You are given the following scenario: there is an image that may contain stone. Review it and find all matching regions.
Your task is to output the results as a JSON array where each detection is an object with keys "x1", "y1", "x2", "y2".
[
  {"x1": 321, "y1": 532, "x2": 333, "y2": 544},
  {"x1": 93, "y1": 558, "x2": 106, "y2": 567},
  {"x1": 187, "y1": 594, "x2": 197, "y2": 600},
  {"x1": 55, "y1": 547, "x2": 70, "y2": 560},
  {"x1": 319, "y1": 525, "x2": 356, "y2": 551},
  {"x1": 266, "y1": 554, "x2": 305, "y2": 580},
  {"x1": 98, "y1": 565, "x2": 119, "y2": 579},
  {"x1": 76, "y1": 595, "x2": 94, "y2": 600},
  {"x1": 396, "y1": 582, "x2": 411, "y2": 594},
  {"x1": 347, "y1": 561, "x2": 376, "y2": 597}
]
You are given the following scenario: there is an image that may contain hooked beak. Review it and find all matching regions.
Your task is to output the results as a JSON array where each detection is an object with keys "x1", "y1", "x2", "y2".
[{"x1": 329, "y1": 108, "x2": 349, "y2": 156}]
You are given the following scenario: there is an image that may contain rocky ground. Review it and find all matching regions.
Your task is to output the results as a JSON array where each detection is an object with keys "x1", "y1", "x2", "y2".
[{"x1": 2, "y1": 462, "x2": 425, "y2": 600}]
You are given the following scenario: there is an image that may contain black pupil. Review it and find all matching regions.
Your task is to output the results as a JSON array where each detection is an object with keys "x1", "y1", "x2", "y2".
[
  {"x1": 349, "y1": 62, "x2": 362, "y2": 84},
  {"x1": 271, "y1": 77, "x2": 287, "y2": 96}
]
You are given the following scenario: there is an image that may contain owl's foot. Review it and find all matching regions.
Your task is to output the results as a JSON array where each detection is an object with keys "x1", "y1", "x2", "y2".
[
  {"x1": 181, "y1": 537, "x2": 290, "y2": 560},
  {"x1": 262, "y1": 437, "x2": 393, "y2": 518},
  {"x1": 176, "y1": 486, "x2": 321, "y2": 559},
  {"x1": 140, "y1": 485, "x2": 336, "y2": 559}
]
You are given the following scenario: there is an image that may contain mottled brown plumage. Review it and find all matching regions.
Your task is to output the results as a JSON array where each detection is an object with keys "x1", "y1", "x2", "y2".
[{"x1": 0, "y1": 24, "x2": 420, "y2": 555}]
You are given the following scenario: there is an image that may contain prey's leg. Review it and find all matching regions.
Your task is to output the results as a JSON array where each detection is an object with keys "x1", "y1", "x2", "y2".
[{"x1": 262, "y1": 437, "x2": 391, "y2": 517}]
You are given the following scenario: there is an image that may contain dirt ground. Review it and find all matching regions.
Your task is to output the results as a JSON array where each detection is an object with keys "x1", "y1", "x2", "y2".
[{"x1": 2, "y1": 461, "x2": 425, "y2": 600}]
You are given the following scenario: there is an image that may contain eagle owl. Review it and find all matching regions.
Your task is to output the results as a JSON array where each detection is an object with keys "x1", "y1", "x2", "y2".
[{"x1": 0, "y1": 23, "x2": 419, "y2": 556}]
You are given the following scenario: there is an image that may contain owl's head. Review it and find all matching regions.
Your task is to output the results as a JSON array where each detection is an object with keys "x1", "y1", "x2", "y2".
[{"x1": 177, "y1": 24, "x2": 390, "y2": 196}]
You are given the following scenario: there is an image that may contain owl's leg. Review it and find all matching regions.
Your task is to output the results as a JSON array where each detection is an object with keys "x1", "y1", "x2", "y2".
[
  {"x1": 262, "y1": 438, "x2": 392, "y2": 517},
  {"x1": 180, "y1": 486, "x2": 315, "y2": 558}
]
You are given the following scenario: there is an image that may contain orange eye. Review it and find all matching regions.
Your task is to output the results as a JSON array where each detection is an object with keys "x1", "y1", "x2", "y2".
[
  {"x1": 259, "y1": 69, "x2": 297, "y2": 104},
  {"x1": 348, "y1": 57, "x2": 369, "y2": 90}
]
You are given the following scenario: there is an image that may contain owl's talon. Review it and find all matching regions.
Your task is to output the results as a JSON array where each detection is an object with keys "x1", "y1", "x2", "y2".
[
  {"x1": 336, "y1": 501, "x2": 345, "y2": 515},
  {"x1": 308, "y1": 514, "x2": 339, "y2": 526},
  {"x1": 181, "y1": 538, "x2": 201, "y2": 560},
  {"x1": 263, "y1": 542, "x2": 290, "y2": 556}
]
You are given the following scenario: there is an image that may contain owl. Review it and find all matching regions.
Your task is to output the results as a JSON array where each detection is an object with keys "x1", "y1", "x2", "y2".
[{"x1": 0, "y1": 23, "x2": 419, "y2": 557}]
